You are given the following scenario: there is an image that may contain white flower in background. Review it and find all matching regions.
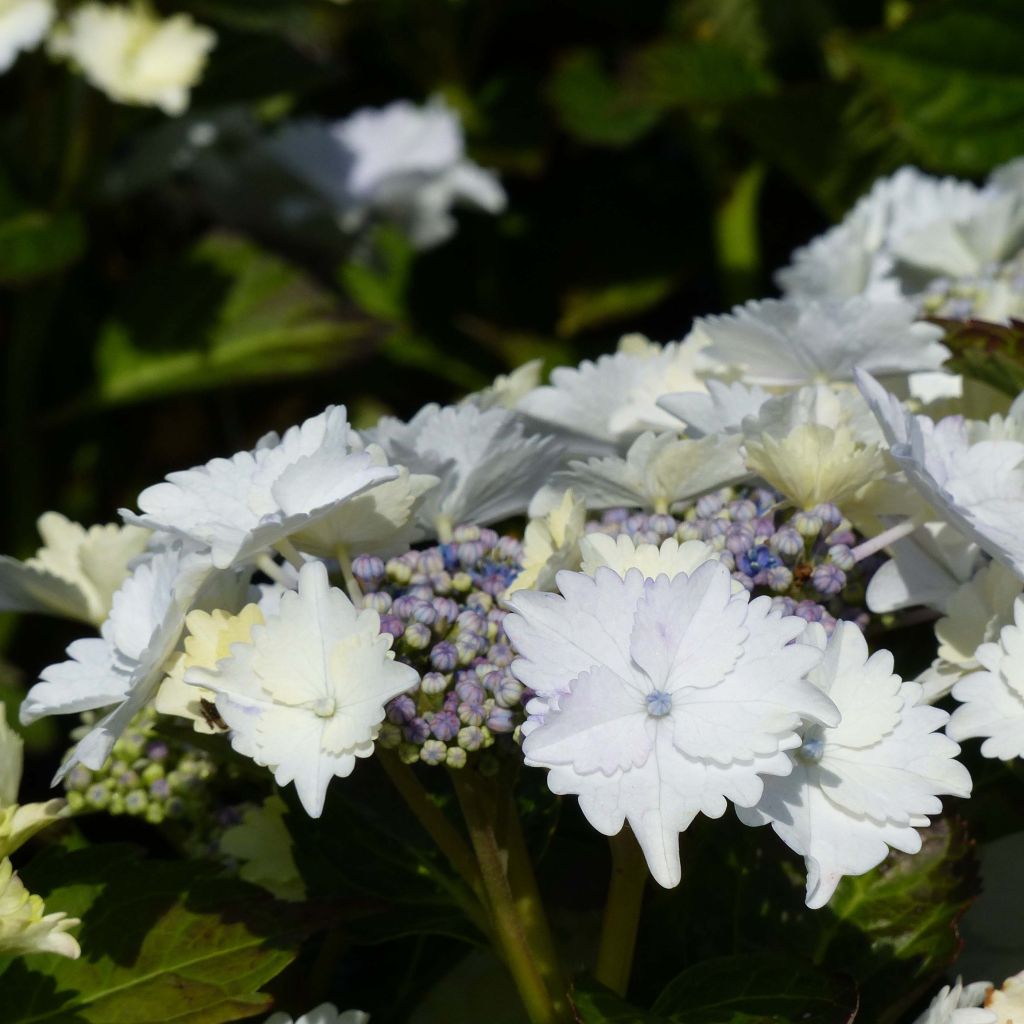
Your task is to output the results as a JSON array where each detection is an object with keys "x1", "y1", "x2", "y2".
[
  {"x1": 0, "y1": 0, "x2": 53, "y2": 73},
  {"x1": 740, "y1": 385, "x2": 887, "y2": 510},
  {"x1": 529, "y1": 431, "x2": 747, "y2": 518},
  {"x1": 857, "y1": 371, "x2": 1024, "y2": 578},
  {"x1": 657, "y1": 379, "x2": 769, "y2": 438},
  {"x1": 949, "y1": 597, "x2": 1024, "y2": 760},
  {"x1": 578, "y1": 532, "x2": 721, "y2": 581},
  {"x1": 506, "y1": 490, "x2": 586, "y2": 595},
  {"x1": 918, "y1": 561, "x2": 1022, "y2": 702},
  {"x1": 266, "y1": 1005, "x2": 368, "y2": 1024},
  {"x1": 517, "y1": 335, "x2": 706, "y2": 455},
  {"x1": 267, "y1": 97, "x2": 505, "y2": 249},
  {"x1": 49, "y1": 3, "x2": 215, "y2": 116},
  {"x1": 505, "y1": 561, "x2": 837, "y2": 887},
  {"x1": 462, "y1": 359, "x2": 543, "y2": 412},
  {"x1": 986, "y1": 969, "x2": 1024, "y2": 1022},
  {"x1": 20, "y1": 545, "x2": 218, "y2": 779},
  {"x1": 368, "y1": 403, "x2": 563, "y2": 541},
  {"x1": 695, "y1": 296, "x2": 948, "y2": 389},
  {"x1": 0, "y1": 857, "x2": 80, "y2": 960},
  {"x1": 0, "y1": 512, "x2": 149, "y2": 626},
  {"x1": 913, "y1": 980, "x2": 995, "y2": 1024},
  {"x1": 221, "y1": 795, "x2": 305, "y2": 902},
  {"x1": 738, "y1": 622, "x2": 971, "y2": 908},
  {"x1": 125, "y1": 406, "x2": 397, "y2": 570},
  {"x1": 187, "y1": 562, "x2": 418, "y2": 817},
  {"x1": 0, "y1": 703, "x2": 65, "y2": 858}
]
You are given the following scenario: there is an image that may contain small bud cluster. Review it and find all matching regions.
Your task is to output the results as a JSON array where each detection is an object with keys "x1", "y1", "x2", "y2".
[
  {"x1": 356, "y1": 525, "x2": 527, "y2": 768},
  {"x1": 588, "y1": 486, "x2": 879, "y2": 632},
  {"x1": 918, "y1": 251, "x2": 1024, "y2": 323},
  {"x1": 63, "y1": 706, "x2": 216, "y2": 826}
]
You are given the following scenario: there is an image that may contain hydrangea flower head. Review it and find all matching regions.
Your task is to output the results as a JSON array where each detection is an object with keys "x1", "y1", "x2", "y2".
[
  {"x1": 126, "y1": 405, "x2": 397, "y2": 569},
  {"x1": 506, "y1": 561, "x2": 839, "y2": 887},
  {"x1": 187, "y1": 561, "x2": 419, "y2": 817},
  {"x1": 695, "y1": 296, "x2": 948, "y2": 388},
  {"x1": 0, "y1": 512, "x2": 149, "y2": 626},
  {"x1": 738, "y1": 621, "x2": 970, "y2": 908},
  {"x1": 0, "y1": 0, "x2": 53, "y2": 73},
  {"x1": 49, "y1": 2, "x2": 215, "y2": 115}
]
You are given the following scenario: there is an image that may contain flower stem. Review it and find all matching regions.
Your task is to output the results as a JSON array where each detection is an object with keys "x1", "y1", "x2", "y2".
[
  {"x1": 595, "y1": 827, "x2": 647, "y2": 997},
  {"x1": 335, "y1": 545, "x2": 363, "y2": 603},
  {"x1": 275, "y1": 538, "x2": 305, "y2": 571},
  {"x1": 452, "y1": 768, "x2": 569, "y2": 1024},
  {"x1": 256, "y1": 554, "x2": 291, "y2": 586},
  {"x1": 851, "y1": 518, "x2": 919, "y2": 563}
]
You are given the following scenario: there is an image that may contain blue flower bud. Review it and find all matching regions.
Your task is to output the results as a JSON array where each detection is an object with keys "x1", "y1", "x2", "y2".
[
  {"x1": 728, "y1": 499, "x2": 757, "y2": 522},
  {"x1": 458, "y1": 726, "x2": 487, "y2": 751},
  {"x1": 726, "y1": 526, "x2": 754, "y2": 555},
  {"x1": 456, "y1": 677, "x2": 485, "y2": 704},
  {"x1": 770, "y1": 527, "x2": 803, "y2": 558},
  {"x1": 379, "y1": 614, "x2": 405, "y2": 639},
  {"x1": 794, "y1": 600, "x2": 824, "y2": 623},
  {"x1": 458, "y1": 701, "x2": 487, "y2": 727},
  {"x1": 695, "y1": 493, "x2": 724, "y2": 517},
  {"x1": 404, "y1": 717, "x2": 431, "y2": 744},
  {"x1": 812, "y1": 503, "x2": 842, "y2": 527},
  {"x1": 351, "y1": 554, "x2": 385, "y2": 584},
  {"x1": 487, "y1": 708, "x2": 515, "y2": 733},
  {"x1": 403, "y1": 622, "x2": 432, "y2": 650},
  {"x1": 827, "y1": 544, "x2": 856, "y2": 571},
  {"x1": 765, "y1": 566, "x2": 794, "y2": 592},
  {"x1": 431, "y1": 710, "x2": 461, "y2": 741},
  {"x1": 420, "y1": 740, "x2": 448, "y2": 765},
  {"x1": 811, "y1": 564, "x2": 846, "y2": 597},
  {"x1": 362, "y1": 591, "x2": 393, "y2": 614},
  {"x1": 792, "y1": 511, "x2": 823, "y2": 538},
  {"x1": 452, "y1": 524, "x2": 482, "y2": 543},
  {"x1": 387, "y1": 694, "x2": 417, "y2": 725},
  {"x1": 420, "y1": 671, "x2": 449, "y2": 696},
  {"x1": 430, "y1": 641, "x2": 459, "y2": 672}
]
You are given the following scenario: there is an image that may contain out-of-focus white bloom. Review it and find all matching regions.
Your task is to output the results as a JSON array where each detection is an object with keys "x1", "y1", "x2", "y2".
[
  {"x1": 506, "y1": 561, "x2": 837, "y2": 888},
  {"x1": 695, "y1": 296, "x2": 948, "y2": 389},
  {"x1": 462, "y1": 360, "x2": 543, "y2": 412},
  {"x1": 369, "y1": 404, "x2": 563, "y2": 541},
  {"x1": 0, "y1": 857, "x2": 80, "y2": 959},
  {"x1": 949, "y1": 597, "x2": 1024, "y2": 761},
  {"x1": 517, "y1": 336, "x2": 706, "y2": 455},
  {"x1": 740, "y1": 385, "x2": 886, "y2": 510},
  {"x1": 267, "y1": 98, "x2": 505, "y2": 249},
  {"x1": 506, "y1": 490, "x2": 586, "y2": 595},
  {"x1": 49, "y1": 3, "x2": 215, "y2": 116},
  {"x1": 20, "y1": 545, "x2": 216, "y2": 780},
  {"x1": 187, "y1": 562, "x2": 418, "y2": 817},
  {"x1": 778, "y1": 162, "x2": 1024, "y2": 303},
  {"x1": 221, "y1": 795, "x2": 305, "y2": 902},
  {"x1": 918, "y1": 561, "x2": 1022, "y2": 702},
  {"x1": 0, "y1": 703, "x2": 65, "y2": 858},
  {"x1": 578, "y1": 532, "x2": 720, "y2": 581},
  {"x1": 912, "y1": 980, "x2": 995, "y2": 1024},
  {"x1": 857, "y1": 371, "x2": 1024, "y2": 579},
  {"x1": 0, "y1": 0, "x2": 53, "y2": 73},
  {"x1": 529, "y1": 431, "x2": 747, "y2": 517},
  {"x1": 125, "y1": 406, "x2": 397, "y2": 570},
  {"x1": 658, "y1": 380, "x2": 769, "y2": 438},
  {"x1": 157, "y1": 603, "x2": 264, "y2": 733},
  {"x1": 0, "y1": 513, "x2": 149, "y2": 626},
  {"x1": 986, "y1": 969, "x2": 1024, "y2": 1022},
  {"x1": 738, "y1": 622, "x2": 971, "y2": 908},
  {"x1": 265, "y1": 1005, "x2": 368, "y2": 1024}
]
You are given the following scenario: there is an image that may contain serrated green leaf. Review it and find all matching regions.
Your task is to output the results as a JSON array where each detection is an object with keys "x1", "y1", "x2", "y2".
[
  {"x1": 850, "y1": 0, "x2": 1024, "y2": 173},
  {"x1": 0, "y1": 845, "x2": 305, "y2": 1024},
  {"x1": 936, "y1": 318, "x2": 1024, "y2": 398},
  {"x1": 651, "y1": 954, "x2": 858, "y2": 1024},
  {"x1": 0, "y1": 210, "x2": 85, "y2": 286},
  {"x1": 573, "y1": 980, "x2": 672, "y2": 1023},
  {"x1": 94, "y1": 232, "x2": 374, "y2": 404}
]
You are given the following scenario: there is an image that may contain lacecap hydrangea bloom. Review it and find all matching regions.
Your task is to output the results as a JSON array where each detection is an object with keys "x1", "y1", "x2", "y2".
[
  {"x1": 506, "y1": 560, "x2": 839, "y2": 887},
  {"x1": 48, "y1": 2, "x2": 215, "y2": 116}
]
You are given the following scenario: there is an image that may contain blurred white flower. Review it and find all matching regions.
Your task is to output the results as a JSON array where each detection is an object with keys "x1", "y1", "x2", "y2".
[
  {"x1": 49, "y1": 3, "x2": 215, "y2": 116},
  {"x1": 949, "y1": 596, "x2": 1024, "y2": 760},
  {"x1": 267, "y1": 98, "x2": 505, "y2": 249},
  {"x1": 0, "y1": 0, "x2": 52, "y2": 73},
  {"x1": 506, "y1": 489, "x2": 586, "y2": 595},
  {"x1": 738, "y1": 621, "x2": 970, "y2": 908},
  {"x1": 187, "y1": 562, "x2": 418, "y2": 817},
  {"x1": 857, "y1": 371, "x2": 1024, "y2": 579},
  {"x1": 0, "y1": 512, "x2": 149, "y2": 626},
  {"x1": 986, "y1": 969, "x2": 1024, "y2": 1022},
  {"x1": 695, "y1": 296, "x2": 948, "y2": 389},
  {"x1": 369, "y1": 403, "x2": 563, "y2": 541},
  {"x1": 912, "y1": 980, "x2": 995, "y2": 1024},
  {"x1": 0, "y1": 857, "x2": 80, "y2": 960},
  {"x1": 266, "y1": 1006, "x2": 368, "y2": 1024},
  {"x1": 506, "y1": 561, "x2": 837, "y2": 887},
  {"x1": 125, "y1": 406, "x2": 397, "y2": 570},
  {"x1": 20, "y1": 545, "x2": 218, "y2": 780}
]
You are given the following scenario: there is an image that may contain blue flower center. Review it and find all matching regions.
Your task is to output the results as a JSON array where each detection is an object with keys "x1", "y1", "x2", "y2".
[
  {"x1": 645, "y1": 690, "x2": 673, "y2": 718},
  {"x1": 796, "y1": 735, "x2": 825, "y2": 764}
]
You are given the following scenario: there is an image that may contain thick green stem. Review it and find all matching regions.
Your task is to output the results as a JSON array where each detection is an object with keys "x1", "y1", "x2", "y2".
[
  {"x1": 595, "y1": 827, "x2": 647, "y2": 997},
  {"x1": 452, "y1": 769, "x2": 569, "y2": 1024}
]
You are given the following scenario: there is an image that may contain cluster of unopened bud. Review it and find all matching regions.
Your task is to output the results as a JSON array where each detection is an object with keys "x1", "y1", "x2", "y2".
[
  {"x1": 918, "y1": 251, "x2": 1024, "y2": 324},
  {"x1": 354, "y1": 525, "x2": 527, "y2": 768},
  {"x1": 589, "y1": 486, "x2": 879, "y2": 633},
  {"x1": 62, "y1": 706, "x2": 216, "y2": 825}
]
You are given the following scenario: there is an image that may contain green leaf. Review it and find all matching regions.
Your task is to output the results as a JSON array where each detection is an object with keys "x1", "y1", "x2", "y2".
[
  {"x1": 557, "y1": 275, "x2": 676, "y2": 337},
  {"x1": 651, "y1": 954, "x2": 858, "y2": 1023},
  {"x1": 547, "y1": 51, "x2": 663, "y2": 148},
  {"x1": 340, "y1": 225, "x2": 416, "y2": 324},
  {"x1": 850, "y1": 0, "x2": 1024, "y2": 173},
  {"x1": 95, "y1": 232, "x2": 375, "y2": 404},
  {"x1": 935, "y1": 318, "x2": 1024, "y2": 398},
  {"x1": 573, "y1": 981, "x2": 672, "y2": 1023},
  {"x1": 0, "y1": 210, "x2": 85, "y2": 286},
  {"x1": 0, "y1": 845, "x2": 305, "y2": 1023}
]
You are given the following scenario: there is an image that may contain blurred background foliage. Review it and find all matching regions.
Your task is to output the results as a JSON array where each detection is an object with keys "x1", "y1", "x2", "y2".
[{"x1": 3, "y1": 0, "x2": 1024, "y2": 698}]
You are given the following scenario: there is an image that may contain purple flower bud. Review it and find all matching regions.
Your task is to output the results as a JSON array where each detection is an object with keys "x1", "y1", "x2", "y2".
[
  {"x1": 489, "y1": 643, "x2": 514, "y2": 668},
  {"x1": 731, "y1": 571, "x2": 754, "y2": 592},
  {"x1": 387, "y1": 694, "x2": 417, "y2": 725},
  {"x1": 404, "y1": 717, "x2": 431, "y2": 744},
  {"x1": 696, "y1": 493, "x2": 724, "y2": 517},
  {"x1": 602, "y1": 508, "x2": 630, "y2": 525},
  {"x1": 455, "y1": 677, "x2": 485, "y2": 704},
  {"x1": 149, "y1": 778, "x2": 171, "y2": 800},
  {"x1": 728, "y1": 499, "x2": 757, "y2": 522},
  {"x1": 430, "y1": 641, "x2": 459, "y2": 672},
  {"x1": 812, "y1": 503, "x2": 842, "y2": 527},
  {"x1": 411, "y1": 601, "x2": 439, "y2": 627},
  {"x1": 458, "y1": 701, "x2": 487, "y2": 726},
  {"x1": 770, "y1": 527, "x2": 803, "y2": 558},
  {"x1": 826, "y1": 528, "x2": 856, "y2": 548},
  {"x1": 487, "y1": 707, "x2": 516, "y2": 733},
  {"x1": 403, "y1": 622, "x2": 432, "y2": 650},
  {"x1": 432, "y1": 597, "x2": 460, "y2": 624},
  {"x1": 493, "y1": 535, "x2": 520, "y2": 560},
  {"x1": 420, "y1": 740, "x2": 448, "y2": 765},
  {"x1": 493, "y1": 675, "x2": 523, "y2": 708},
  {"x1": 456, "y1": 609, "x2": 486, "y2": 634},
  {"x1": 752, "y1": 516, "x2": 775, "y2": 542},
  {"x1": 446, "y1": 747, "x2": 468, "y2": 769},
  {"x1": 726, "y1": 526, "x2": 754, "y2": 555},
  {"x1": 648, "y1": 513, "x2": 677, "y2": 536},
  {"x1": 792, "y1": 511, "x2": 823, "y2": 539},
  {"x1": 468, "y1": 591, "x2": 494, "y2": 613},
  {"x1": 457, "y1": 541, "x2": 487, "y2": 566},
  {"x1": 794, "y1": 600, "x2": 824, "y2": 623},
  {"x1": 430, "y1": 710, "x2": 461, "y2": 741},
  {"x1": 452, "y1": 523, "x2": 482, "y2": 543},
  {"x1": 765, "y1": 566, "x2": 794, "y2": 592},
  {"x1": 458, "y1": 726, "x2": 487, "y2": 751},
  {"x1": 827, "y1": 544, "x2": 855, "y2": 571},
  {"x1": 418, "y1": 549, "x2": 445, "y2": 575},
  {"x1": 362, "y1": 591, "x2": 393, "y2": 614},
  {"x1": 676, "y1": 521, "x2": 703, "y2": 542},
  {"x1": 811, "y1": 564, "x2": 847, "y2": 597},
  {"x1": 421, "y1": 671, "x2": 449, "y2": 695},
  {"x1": 704, "y1": 517, "x2": 731, "y2": 539},
  {"x1": 771, "y1": 595, "x2": 798, "y2": 616},
  {"x1": 391, "y1": 595, "x2": 417, "y2": 620},
  {"x1": 379, "y1": 614, "x2": 404, "y2": 639},
  {"x1": 351, "y1": 554, "x2": 385, "y2": 584},
  {"x1": 429, "y1": 571, "x2": 453, "y2": 594},
  {"x1": 146, "y1": 741, "x2": 169, "y2": 763},
  {"x1": 717, "y1": 550, "x2": 736, "y2": 571}
]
